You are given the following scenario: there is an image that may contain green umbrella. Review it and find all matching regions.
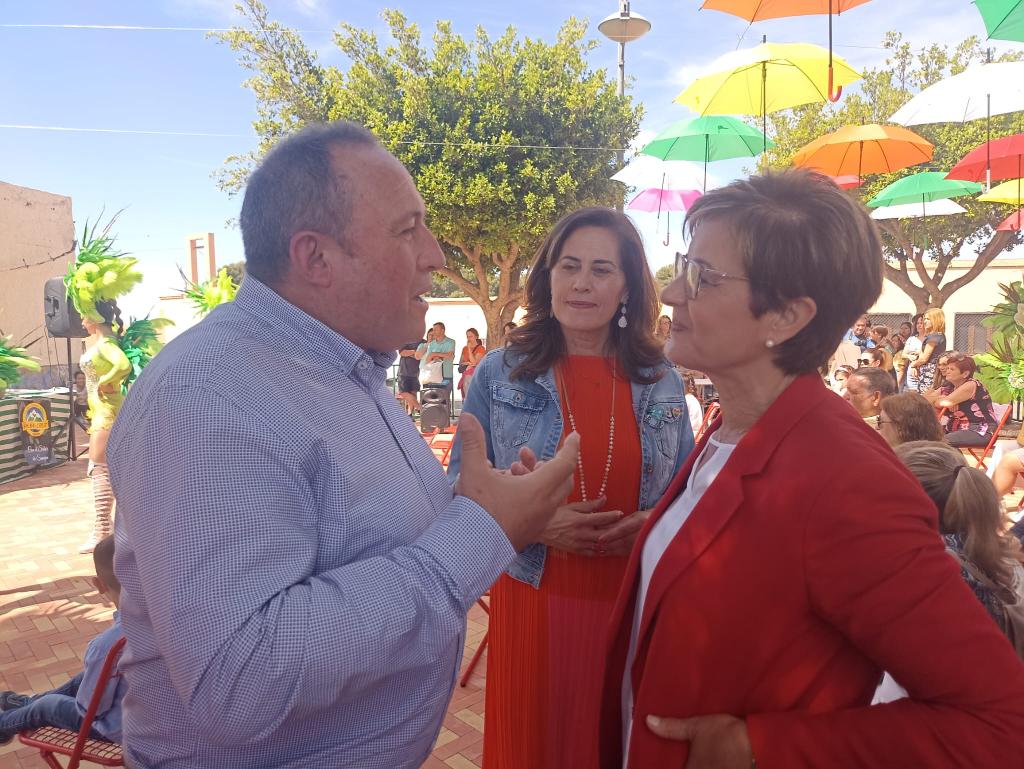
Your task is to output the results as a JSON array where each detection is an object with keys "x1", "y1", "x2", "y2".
[
  {"x1": 868, "y1": 172, "x2": 983, "y2": 208},
  {"x1": 869, "y1": 172, "x2": 983, "y2": 248},
  {"x1": 975, "y1": 0, "x2": 1024, "y2": 42},
  {"x1": 639, "y1": 116, "x2": 772, "y2": 191}
]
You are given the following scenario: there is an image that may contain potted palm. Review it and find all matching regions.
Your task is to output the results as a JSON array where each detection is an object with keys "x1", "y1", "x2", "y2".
[{"x1": 974, "y1": 277, "x2": 1024, "y2": 445}]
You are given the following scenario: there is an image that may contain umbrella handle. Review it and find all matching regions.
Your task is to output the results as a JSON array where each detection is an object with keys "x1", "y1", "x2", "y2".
[
  {"x1": 663, "y1": 231, "x2": 671, "y2": 246},
  {"x1": 828, "y1": 67, "x2": 842, "y2": 103}
]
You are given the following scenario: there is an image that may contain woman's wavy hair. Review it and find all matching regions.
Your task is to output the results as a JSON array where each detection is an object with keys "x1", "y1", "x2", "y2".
[
  {"x1": 896, "y1": 441, "x2": 1020, "y2": 594},
  {"x1": 94, "y1": 300, "x2": 124, "y2": 338},
  {"x1": 505, "y1": 207, "x2": 664, "y2": 383}
]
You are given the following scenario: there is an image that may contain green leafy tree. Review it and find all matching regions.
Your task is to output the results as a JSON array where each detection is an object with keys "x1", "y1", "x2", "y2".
[
  {"x1": 764, "y1": 33, "x2": 1024, "y2": 313},
  {"x1": 212, "y1": 1, "x2": 641, "y2": 345},
  {"x1": 654, "y1": 264, "x2": 674, "y2": 289}
]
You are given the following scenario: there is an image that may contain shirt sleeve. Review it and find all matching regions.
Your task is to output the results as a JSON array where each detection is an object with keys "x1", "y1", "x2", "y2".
[
  {"x1": 745, "y1": 464, "x2": 1024, "y2": 767},
  {"x1": 110, "y1": 384, "x2": 514, "y2": 745}
]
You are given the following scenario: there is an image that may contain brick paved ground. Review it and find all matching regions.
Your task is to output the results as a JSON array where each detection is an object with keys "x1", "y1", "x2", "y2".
[{"x1": 0, "y1": 436, "x2": 488, "y2": 769}]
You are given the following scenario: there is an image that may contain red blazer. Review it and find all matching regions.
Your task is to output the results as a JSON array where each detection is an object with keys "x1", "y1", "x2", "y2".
[{"x1": 599, "y1": 374, "x2": 1024, "y2": 768}]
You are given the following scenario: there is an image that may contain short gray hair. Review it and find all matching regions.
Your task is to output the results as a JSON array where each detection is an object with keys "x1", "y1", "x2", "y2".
[{"x1": 239, "y1": 121, "x2": 379, "y2": 285}]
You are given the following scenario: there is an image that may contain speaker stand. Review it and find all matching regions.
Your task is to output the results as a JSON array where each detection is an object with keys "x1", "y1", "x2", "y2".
[{"x1": 67, "y1": 337, "x2": 76, "y2": 461}]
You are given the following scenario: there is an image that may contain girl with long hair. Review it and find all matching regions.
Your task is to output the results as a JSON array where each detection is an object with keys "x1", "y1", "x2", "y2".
[{"x1": 896, "y1": 441, "x2": 1024, "y2": 640}]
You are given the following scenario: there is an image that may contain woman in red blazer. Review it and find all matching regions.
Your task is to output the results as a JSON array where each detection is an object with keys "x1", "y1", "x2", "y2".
[{"x1": 599, "y1": 171, "x2": 1024, "y2": 769}]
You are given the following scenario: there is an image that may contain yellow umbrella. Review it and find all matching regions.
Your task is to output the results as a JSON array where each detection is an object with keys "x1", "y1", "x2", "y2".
[
  {"x1": 979, "y1": 178, "x2": 1024, "y2": 204},
  {"x1": 676, "y1": 41, "x2": 862, "y2": 151}
]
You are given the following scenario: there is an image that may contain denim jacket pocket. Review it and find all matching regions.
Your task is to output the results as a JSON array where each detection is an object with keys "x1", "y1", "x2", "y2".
[{"x1": 491, "y1": 383, "x2": 548, "y2": 450}]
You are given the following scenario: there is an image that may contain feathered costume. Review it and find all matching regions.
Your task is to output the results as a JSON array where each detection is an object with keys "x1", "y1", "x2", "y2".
[
  {"x1": 181, "y1": 267, "x2": 238, "y2": 316},
  {"x1": 66, "y1": 216, "x2": 170, "y2": 552},
  {"x1": 0, "y1": 336, "x2": 42, "y2": 392}
]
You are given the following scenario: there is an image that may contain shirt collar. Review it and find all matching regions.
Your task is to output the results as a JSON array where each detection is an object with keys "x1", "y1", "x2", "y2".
[{"x1": 233, "y1": 276, "x2": 396, "y2": 385}]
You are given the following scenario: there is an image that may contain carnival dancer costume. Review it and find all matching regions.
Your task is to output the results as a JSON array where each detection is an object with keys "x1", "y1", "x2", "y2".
[{"x1": 66, "y1": 219, "x2": 168, "y2": 552}]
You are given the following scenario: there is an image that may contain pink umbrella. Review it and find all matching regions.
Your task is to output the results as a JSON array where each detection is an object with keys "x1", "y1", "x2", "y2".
[
  {"x1": 997, "y1": 208, "x2": 1024, "y2": 231},
  {"x1": 627, "y1": 188, "x2": 703, "y2": 245}
]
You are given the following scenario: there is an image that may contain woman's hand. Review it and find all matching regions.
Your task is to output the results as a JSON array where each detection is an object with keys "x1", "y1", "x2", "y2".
[
  {"x1": 97, "y1": 382, "x2": 117, "y2": 395},
  {"x1": 540, "y1": 498, "x2": 624, "y2": 555},
  {"x1": 646, "y1": 714, "x2": 752, "y2": 769},
  {"x1": 595, "y1": 508, "x2": 653, "y2": 556}
]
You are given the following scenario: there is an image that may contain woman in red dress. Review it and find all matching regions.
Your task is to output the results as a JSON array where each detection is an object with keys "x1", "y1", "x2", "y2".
[{"x1": 449, "y1": 207, "x2": 693, "y2": 768}]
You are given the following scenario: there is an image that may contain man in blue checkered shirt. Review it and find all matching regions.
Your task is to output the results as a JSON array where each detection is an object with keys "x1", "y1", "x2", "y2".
[{"x1": 107, "y1": 122, "x2": 578, "y2": 769}]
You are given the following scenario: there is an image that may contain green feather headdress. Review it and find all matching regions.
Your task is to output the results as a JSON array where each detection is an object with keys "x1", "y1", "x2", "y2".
[
  {"x1": 0, "y1": 335, "x2": 42, "y2": 390},
  {"x1": 180, "y1": 267, "x2": 238, "y2": 317},
  {"x1": 65, "y1": 215, "x2": 143, "y2": 323}
]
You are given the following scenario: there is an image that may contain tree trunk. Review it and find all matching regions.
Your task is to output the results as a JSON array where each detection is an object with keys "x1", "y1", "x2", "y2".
[{"x1": 437, "y1": 242, "x2": 526, "y2": 348}]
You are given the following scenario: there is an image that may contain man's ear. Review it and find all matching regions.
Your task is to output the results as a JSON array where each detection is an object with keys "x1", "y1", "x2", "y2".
[{"x1": 287, "y1": 230, "x2": 334, "y2": 288}]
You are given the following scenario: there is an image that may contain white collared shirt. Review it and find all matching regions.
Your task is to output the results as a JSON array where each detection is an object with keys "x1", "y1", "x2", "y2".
[{"x1": 621, "y1": 433, "x2": 737, "y2": 765}]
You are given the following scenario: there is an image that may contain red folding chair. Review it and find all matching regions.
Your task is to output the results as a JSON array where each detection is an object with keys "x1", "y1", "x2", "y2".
[
  {"x1": 695, "y1": 401, "x2": 721, "y2": 442},
  {"x1": 967, "y1": 403, "x2": 1012, "y2": 471},
  {"x1": 459, "y1": 594, "x2": 490, "y2": 687},
  {"x1": 19, "y1": 636, "x2": 126, "y2": 769}
]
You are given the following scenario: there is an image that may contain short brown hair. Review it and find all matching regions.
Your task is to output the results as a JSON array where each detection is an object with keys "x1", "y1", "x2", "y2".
[
  {"x1": 848, "y1": 366, "x2": 896, "y2": 398},
  {"x1": 880, "y1": 392, "x2": 943, "y2": 445},
  {"x1": 685, "y1": 170, "x2": 883, "y2": 374},
  {"x1": 508, "y1": 207, "x2": 663, "y2": 383}
]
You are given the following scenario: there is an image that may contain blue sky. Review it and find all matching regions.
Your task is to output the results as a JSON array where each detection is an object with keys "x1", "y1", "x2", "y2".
[{"x1": 1, "y1": 0, "x2": 1017, "y2": 315}]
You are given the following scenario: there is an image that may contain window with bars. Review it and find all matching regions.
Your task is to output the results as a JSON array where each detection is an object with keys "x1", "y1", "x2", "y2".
[
  {"x1": 953, "y1": 313, "x2": 996, "y2": 355},
  {"x1": 865, "y1": 313, "x2": 912, "y2": 336}
]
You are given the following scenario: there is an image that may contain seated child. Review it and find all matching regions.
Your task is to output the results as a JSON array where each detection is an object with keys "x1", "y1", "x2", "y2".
[{"x1": 0, "y1": 535, "x2": 125, "y2": 744}]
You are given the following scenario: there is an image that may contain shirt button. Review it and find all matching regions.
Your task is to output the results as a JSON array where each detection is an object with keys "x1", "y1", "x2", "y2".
[{"x1": 644, "y1": 464, "x2": 652, "y2": 473}]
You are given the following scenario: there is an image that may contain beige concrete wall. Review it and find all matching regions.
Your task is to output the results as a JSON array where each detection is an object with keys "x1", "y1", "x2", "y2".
[
  {"x1": 869, "y1": 259, "x2": 1024, "y2": 345},
  {"x1": 0, "y1": 181, "x2": 76, "y2": 386}
]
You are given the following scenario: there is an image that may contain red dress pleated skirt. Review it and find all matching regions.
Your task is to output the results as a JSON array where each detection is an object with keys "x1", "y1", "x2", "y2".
[{"x1": 483, "y1": 356, "x2": 642, "y2": 769}]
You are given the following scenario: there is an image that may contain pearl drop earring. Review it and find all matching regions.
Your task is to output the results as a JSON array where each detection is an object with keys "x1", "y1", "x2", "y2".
[
  {"x1": 765, "y1": 339, "x2": 776, "y2": 348},
  {"x1": 617, "y1": 302, "x2": 628, "y2": 329}
]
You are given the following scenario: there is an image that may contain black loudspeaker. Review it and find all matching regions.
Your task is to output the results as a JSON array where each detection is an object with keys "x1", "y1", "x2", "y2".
[
  {"x1": 43, "y1": 277, "x2": 87, "y2": 338},
  {"x1": 420, "y1": 385, "x2": 451, "y2": 432}
]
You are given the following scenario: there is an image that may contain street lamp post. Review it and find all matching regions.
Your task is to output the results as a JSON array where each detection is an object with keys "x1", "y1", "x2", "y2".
[{"x1": 598, "y1": 2, "x2": 651, "y2": 204}]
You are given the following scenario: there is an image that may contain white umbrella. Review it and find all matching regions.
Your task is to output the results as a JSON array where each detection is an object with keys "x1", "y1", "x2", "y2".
[
  {"x1": 889, "y1": 62, "x2": 1024, "y2": 126},
  {"x1": 611, "y1": 155, "x2": 712, "y2": 191},
  {"x1": 889, "y1": 62, "x2": 1024, "y2": 189},
  {"x1": 869, "y1": 199, "x2": 967, "y2": 220}
]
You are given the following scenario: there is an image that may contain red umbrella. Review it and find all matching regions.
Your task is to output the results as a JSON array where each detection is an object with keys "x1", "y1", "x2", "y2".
[
  {"x1": 829, "y1": 174, "x2": 863, "y2": 189},
  {"x1": 997, "y1": 208, "x2": 1024, "y2": 231},
  {"x1": 946, "y1": 133, "x2": 1024, "y2": 189}
]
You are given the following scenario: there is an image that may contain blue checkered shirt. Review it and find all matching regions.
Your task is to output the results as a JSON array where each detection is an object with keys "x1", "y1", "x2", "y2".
[{"x1": 107, "y1": 277, "x2": 515, "y2": 769}]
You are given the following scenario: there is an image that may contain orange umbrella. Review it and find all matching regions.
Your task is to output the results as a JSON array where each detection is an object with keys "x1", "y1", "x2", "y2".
[
  {"x1": 700, "y1": 0, "x2": 872, "y2": 100},
  {"x1": 792, "y1": 124, "x2": 933, "y2": 183}
]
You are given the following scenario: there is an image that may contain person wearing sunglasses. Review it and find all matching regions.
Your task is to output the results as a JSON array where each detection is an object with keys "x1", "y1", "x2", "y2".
[{"x1": 598, "y1": 170, "x2": 1024, "y2": 769}]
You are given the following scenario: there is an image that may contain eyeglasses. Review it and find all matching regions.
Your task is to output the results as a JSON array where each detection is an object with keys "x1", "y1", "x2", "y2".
[
  {"x1": 674, "y1": 252, "x2": 749, "y2": 300},
  {"x1": 857, "y1": 358, "x2": 872, "y2": 366}
]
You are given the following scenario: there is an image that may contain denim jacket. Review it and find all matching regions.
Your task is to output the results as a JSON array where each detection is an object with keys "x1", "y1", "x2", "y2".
[{"x1": 448, "y1": 348, "x2": 694, "y2": 588}]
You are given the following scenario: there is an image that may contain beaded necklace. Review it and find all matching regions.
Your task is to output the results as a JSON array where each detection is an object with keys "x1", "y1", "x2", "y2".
[{"x1": 557, "y1": 358, "x2": 616, "y2": 502}]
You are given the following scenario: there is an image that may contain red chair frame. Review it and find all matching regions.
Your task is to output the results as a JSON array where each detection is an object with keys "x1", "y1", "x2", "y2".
[
  {"x1": 695, "y1": 401, "x2": 721, "y2": 442},
  {"x1": 19, "y1": 636, "x2": 126, "y2": 768},
  {"x1": 967, "y1": 402, "x2": 1012, "y2": 470},
  {"x1": 459, "y1": 595, "x2": 490, "y2": 687}
]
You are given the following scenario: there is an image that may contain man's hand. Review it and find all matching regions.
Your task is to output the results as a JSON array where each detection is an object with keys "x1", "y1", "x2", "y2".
[
  {"x1": 594, "y1": 508, "x2": 652, "y2": 556},
  {"x1": 455, "y1": 413, "x2": 579, "y2": 551},
  {"x1": 540, "y1": 499, "x2": 625, "y2": 555},
  {"x1": 646, "y1": 714, "x2": 752, "y2": 769}
]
